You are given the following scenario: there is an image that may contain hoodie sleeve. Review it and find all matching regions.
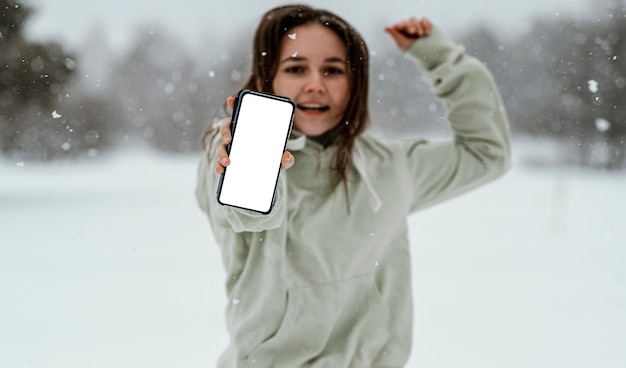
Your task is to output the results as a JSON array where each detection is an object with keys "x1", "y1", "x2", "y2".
[
  {"x1": 402, "y1": 24, "x2": 512, "y2": 213},
  {"x1": 195, "y1": 133, "x2": 288, "y2": 233}
]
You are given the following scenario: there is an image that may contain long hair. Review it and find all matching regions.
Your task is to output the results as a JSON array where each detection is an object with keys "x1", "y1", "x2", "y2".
[{"x1": 203, "y1": 4, "x2": 370, "y2": 193}]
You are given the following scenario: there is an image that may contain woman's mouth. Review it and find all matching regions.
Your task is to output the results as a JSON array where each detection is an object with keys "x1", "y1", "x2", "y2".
[{"x1": 296, "y1": 103, "x2": 330, "y2": 112}]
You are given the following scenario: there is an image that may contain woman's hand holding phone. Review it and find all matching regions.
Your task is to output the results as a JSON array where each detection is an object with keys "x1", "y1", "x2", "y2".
[
  {"x1": 215, "y1": 90, "x2": 296, "y2": 214},
  {"x1": 214, "y1": 96, "x2": 295, "y2": 175}
]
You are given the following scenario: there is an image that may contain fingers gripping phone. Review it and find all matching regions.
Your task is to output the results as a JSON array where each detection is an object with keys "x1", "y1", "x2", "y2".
[{"x1": 216, "y1": 89, "x2": 296, "y2": 214}]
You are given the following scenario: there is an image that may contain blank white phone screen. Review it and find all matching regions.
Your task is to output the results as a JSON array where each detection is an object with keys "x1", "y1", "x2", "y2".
[{"x1": 218, "y1": 92, "x2": 294, "y2": 213}]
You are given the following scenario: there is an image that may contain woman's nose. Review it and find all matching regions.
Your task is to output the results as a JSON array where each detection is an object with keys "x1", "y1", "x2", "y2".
[{"x1": 304, "y1": 72, "x2": 325, "y2": 93}]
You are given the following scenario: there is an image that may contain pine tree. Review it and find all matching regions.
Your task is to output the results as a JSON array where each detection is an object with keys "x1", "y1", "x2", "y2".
[{"x1": 0, "y1": 0, "x2": 76, "y2": 156}]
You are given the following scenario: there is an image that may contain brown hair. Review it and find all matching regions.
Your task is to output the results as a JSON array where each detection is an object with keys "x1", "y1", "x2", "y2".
[{"x1": 203, "y1": 4, "x2": 370, "y2": 193}]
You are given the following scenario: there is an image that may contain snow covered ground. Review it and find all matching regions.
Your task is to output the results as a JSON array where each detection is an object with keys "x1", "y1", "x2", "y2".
[{"x1": 1, "y1": 143, "x2": 625, "y2": 368}]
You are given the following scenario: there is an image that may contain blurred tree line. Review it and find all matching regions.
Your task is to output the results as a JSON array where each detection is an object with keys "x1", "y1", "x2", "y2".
[{"x1": 0, "y1": 0, "x2": 624, "y2": 169}]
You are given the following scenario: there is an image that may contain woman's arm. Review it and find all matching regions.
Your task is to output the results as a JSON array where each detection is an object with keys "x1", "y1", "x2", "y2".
[{"x1": 389, "y1": 19, "x2": 512, "y2": 212}]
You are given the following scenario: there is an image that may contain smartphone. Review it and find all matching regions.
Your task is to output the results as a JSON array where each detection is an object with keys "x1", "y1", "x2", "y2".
[{"x1": 216, "y1": 89, "x2": 296, "y2": 214}]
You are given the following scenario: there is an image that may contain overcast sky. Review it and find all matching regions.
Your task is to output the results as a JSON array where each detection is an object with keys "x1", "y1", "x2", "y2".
[{"x1": 24, "y1": 0, "x2": 594, "y2": 53}]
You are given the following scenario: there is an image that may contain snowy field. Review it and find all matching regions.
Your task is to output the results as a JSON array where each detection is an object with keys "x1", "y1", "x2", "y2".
[{"x1": 1, "y1": 142, "x2": 625, "y2": 368}]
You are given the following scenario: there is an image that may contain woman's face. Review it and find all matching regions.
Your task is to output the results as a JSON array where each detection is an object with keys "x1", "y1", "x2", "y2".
[{"x1": 272, "y1": 23, "x2": 350, "y2": 137}]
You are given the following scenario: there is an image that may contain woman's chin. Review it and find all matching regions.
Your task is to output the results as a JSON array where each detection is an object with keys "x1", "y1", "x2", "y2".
[{"x1": 295, "y1": 122, "x2": 339, "y2": 138}]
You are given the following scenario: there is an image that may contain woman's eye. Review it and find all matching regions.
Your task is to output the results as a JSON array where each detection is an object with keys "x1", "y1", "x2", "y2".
[
  {"x1": 285, "y1": 66, "x2": 305, "y2": 74},
  {"x1": 324, "y1": 67, "x2": 345, "y2": 76}
]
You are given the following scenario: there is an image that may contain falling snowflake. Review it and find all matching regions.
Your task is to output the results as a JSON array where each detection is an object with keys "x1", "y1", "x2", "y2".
[
  {"x1": 230, "y1": 69, "x2": 242, "y2": 82},
  {"x1": 52, "y1": 111, "x2": 62, "y2": 119},
  {"x1": 588, "y1": 80, "x2": 598, "y2": 93},
  {"x1": 288, "y1": 33, "x2": 297, "y2": 40},
  {"x1": 595, "y1": 118, "x2": 611, "y2": 132}
]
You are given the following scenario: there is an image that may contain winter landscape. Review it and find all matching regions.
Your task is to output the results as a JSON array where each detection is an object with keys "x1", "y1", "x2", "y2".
[
  {"x1": 1, "y1": 141, "x2": 625, "y2": 368},
  {"x1": 1, "y1": 0, "x2": 625, "y2": 367}
]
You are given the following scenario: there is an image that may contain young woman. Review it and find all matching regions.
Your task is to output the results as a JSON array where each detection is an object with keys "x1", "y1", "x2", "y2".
[{"x1": 196, "y1": 4, "x2": 511, "y2": 367}]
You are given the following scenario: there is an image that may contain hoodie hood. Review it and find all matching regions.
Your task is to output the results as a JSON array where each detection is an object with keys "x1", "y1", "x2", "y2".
[{"x1": 286, "y1": 131, "x2": 382, "y2": 213}]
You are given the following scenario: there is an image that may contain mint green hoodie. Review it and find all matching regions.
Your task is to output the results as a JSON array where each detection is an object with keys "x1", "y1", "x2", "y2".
[{"x1": 196, "y1": 25, "x2": 511, "y2": 368}]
